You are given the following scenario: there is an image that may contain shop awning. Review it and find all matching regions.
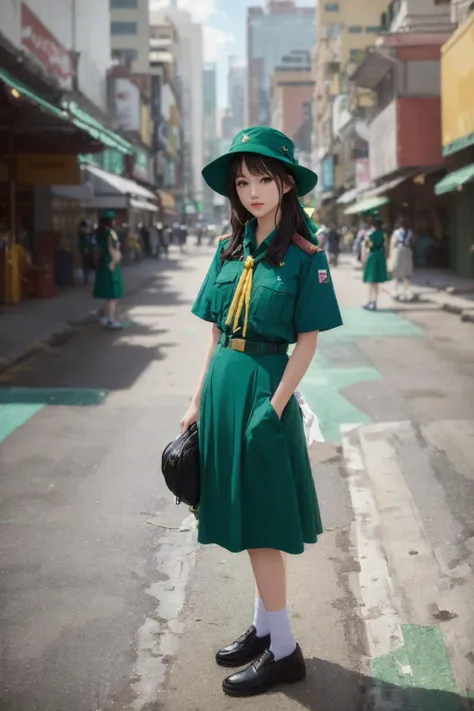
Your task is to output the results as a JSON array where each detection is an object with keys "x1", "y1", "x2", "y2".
[
  {"x1": 85, "y1": 164, "x2": 156, "y2": 200},
  {"x1": 337, "y1": 187, "x2": 363, "y2": 205},
  {"x1": 158, "y1": 190, "x2": 177, "y2": 211},
  {"x1": 130, "y1": 198, "x2": 158, "y2": 213},
  {"x1": 363, "y1": 172, "x2": 416, "y2": 198},
  {"x1": 434, "y1": 163, "x2": 474, "y2": 195},
  {"x1": 0, "y1": 66, "x2": 67, "y2": 121},
  {"x1": 63, "y1": 102, "x2": 133, "y2": 155},
  {"x1": 344, "y1": 195, "x2": 389, "y2": 215},
  {"x1": 351, "y1": 49, "x2": 397, "y2": 90}
]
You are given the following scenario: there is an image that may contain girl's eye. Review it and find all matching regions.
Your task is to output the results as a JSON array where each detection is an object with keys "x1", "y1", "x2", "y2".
[
  {"x1": 236, "y1": 180, "x2": 247, "y2": 188},
  {"x1": 261, "y1": 177, "x2": 272, "y2": 184}
]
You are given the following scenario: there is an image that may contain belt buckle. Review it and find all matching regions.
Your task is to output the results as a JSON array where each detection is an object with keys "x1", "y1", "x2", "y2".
[{"x1": 231, "y1": 338, "x2": 246, "y2": 353}]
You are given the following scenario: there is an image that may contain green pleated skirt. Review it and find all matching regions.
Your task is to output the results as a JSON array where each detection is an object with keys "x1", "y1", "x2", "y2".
[
  {"x1": 197, "y1": 344, "x2": 323, "y2": 555},
  {"x1": 363, "y1": 252, "x2": 390, "y2": 284}
]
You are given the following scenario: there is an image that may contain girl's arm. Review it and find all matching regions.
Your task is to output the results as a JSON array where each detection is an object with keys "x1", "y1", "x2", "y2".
[
  {"x1": 271, "y1": 331, "x2": 318, "y2": 418},
  {"x1": 180, "y1": 323, "x2": 221, "y2": 432}
]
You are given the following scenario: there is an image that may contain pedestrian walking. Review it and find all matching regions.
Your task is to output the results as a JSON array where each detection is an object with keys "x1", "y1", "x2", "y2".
[
  {"x1": 93, "y1": 210, "x2": 124, "y2": 330},
  {"x1": 327, "y1": 222, "x2": 341, "y2": 266},
  {"x1": 389, "y1": 217, "x2": 414, "y2": 301},
  {"x1": 362, "y1": 212, "x2": 390, "y2": 311},
  {"x1": 78, "y1": 220, "x2": 93, "y2": 285},
  {"x1": 180, "y1": 127, "x2": 343, "y2": 698}
]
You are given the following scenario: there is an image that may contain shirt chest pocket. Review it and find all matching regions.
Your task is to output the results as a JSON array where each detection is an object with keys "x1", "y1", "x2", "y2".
[
  {"x1": 211, "y1": 262, "x2": 241, "y2": 317},
  {"x1": 253, "y1": 280, "x2": 295, "y2": 325}
]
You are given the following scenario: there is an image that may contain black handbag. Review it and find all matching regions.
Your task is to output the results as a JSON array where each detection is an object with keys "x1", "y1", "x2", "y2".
[{"x1": 161, "y1": 424, "x2": 200, "y2": 507}]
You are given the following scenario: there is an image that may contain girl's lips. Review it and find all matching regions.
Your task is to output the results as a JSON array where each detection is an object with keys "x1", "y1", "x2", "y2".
[{"x1": 251, "y1": 203, "x2": 264, "y2": 207}]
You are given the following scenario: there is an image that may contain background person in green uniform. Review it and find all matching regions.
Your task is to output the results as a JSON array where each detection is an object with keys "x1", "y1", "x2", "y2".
[
  {"x1": 362, "y1": 212, "x2": 390, "y2": 311},
  {"x1": 180, "y1": 127, "x2": 343, "y2": 698},
  {"x1": 93, "y1": 210, "x2": 124, "y2": 330}
]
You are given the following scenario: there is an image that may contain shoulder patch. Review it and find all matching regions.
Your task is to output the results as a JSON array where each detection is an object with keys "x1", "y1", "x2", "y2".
[
  {"x1": 291, "y1": 233, "x2": 322, "y2": 255},
  {"x1": 219, "y1": 233, "x2": 232, "y2": 242}
]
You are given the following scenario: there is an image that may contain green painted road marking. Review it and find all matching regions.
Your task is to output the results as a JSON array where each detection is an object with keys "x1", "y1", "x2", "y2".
[
  {"x1": 0, "y1": 389, "x2": 109, "y2": 445},
  {"x1": 372, "y1": 625, "x2": 463, "y2": 711},
  {"x1": 301, "y1": 308, "x2": 422, "y2": 442},
  {"x1": 0, "y1": 403, "x2": 44, "y2": 445},
  {"x1": 0, "y1": 388, "x2": 108, "y2": 407}
]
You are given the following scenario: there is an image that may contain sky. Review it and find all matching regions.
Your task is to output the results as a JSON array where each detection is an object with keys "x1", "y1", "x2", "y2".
[{"x1": 149, "y1": 0, "x2": 313, "y2": 109}]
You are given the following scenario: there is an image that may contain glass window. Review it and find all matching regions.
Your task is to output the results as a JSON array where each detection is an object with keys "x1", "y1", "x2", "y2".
[
  {"x1": 112, "y1": 48, "x2": 138, "y2": 62},
  {"x1": 324, "y1": 3, "x2": 340, "y2": 11},
  {"x1": 348, "y1": 26, "x2": 363, "y2": 33},
  {"x1": 110, "y1": 0, "x2": 138, "y2": 7},
  {"x1": 366, "y1": 26, "x2": 382, "y2": 33},
  {"x1": 111, "y1": 21, "x2": 138, "y2": 35}
]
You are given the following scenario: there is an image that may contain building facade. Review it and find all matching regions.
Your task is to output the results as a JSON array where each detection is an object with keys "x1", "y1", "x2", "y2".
[
  {"x1": 110, "y1": 0, "x2": 150, "y2": 74},
  {"x1": 150, "y1": 8, "x2": 204, "y2": 211},
  {"x1": 247, "y1": 1, "x2": 315, "y2": 127},
  {"x1": 203, "y1": 63, "x2": 218, "y2": 221},
  {"x1": 314, "y1": 0, "x2": 390, "y2": 179},
  {"x1": 0, "y1": 0, "x2": 152, "y2": 304},
  {"x1": 271, "y1": 50, "x2": 314, "y2": 159},
  {"x1": 228, "y1": 56, "x2": 246, "y2": 135},
  {"x1": 436, "y1": 7, "x2": 474, "y2": 277}
]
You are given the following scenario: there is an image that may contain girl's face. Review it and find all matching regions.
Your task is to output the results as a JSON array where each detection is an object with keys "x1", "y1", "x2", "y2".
[{"x1": 235, "y1": 159, "x2": 291, "y2": 220}]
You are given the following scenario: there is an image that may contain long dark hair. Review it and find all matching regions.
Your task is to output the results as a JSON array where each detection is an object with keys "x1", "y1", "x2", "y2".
[{"x1": 221, "y1": 153, "x2": 313, "y2": 267}]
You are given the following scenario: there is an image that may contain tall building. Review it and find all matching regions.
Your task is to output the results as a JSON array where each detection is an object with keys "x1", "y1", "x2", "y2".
[
  {"x1": 110, "y1": 0, "x2": 150, "y2": 73},
  {"x1": 247, "y1": 1, "x2": 315, "y2": 127},
  {"x1": 203, "y1": 63, "x2": 218, "y2": 220},
  {"x1": 150, "y1": 7, "x2": 204, "y2": 208},
  {"x1": 271, "y1": 50, "x2": 314, "y2": 155},
  {"x1": 228, "y1": 56, "x2": 246, "y2": 135}
]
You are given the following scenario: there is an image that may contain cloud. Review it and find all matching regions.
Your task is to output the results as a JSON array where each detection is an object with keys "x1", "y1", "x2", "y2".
[
  {"x1": 149, "y1": 0, "x2": 217, "y2": 22},
  {"x1": 203, "y1": 26, "x2": 236, "y2": 62}
]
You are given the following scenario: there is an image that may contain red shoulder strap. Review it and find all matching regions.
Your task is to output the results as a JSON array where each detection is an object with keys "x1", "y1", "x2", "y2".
[{"x1": 291, "y1": 233, "x2": 322, "y2": 255}]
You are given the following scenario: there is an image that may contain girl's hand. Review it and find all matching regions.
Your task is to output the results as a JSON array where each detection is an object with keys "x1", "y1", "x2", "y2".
[{"x1": 180, "y1": 400, "x2": 199, "y2": 433}]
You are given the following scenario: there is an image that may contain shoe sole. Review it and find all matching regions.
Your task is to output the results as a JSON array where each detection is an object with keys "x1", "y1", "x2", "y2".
[{"x1": 222, "y1": 668, "x2": 306, "y2": 697}]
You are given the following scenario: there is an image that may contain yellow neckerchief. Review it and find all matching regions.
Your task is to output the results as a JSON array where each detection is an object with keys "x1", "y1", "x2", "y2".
[{"x1": 225, "y1": 222, "x2": 274, "y2": 338}]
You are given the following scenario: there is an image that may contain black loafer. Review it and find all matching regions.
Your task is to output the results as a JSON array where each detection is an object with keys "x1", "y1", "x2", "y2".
[
  {"x1": 222, "y1": 644, "x2": 306, "y2": 697},
  {"x1": 216, "y1": 626, "x2": 271, "y2": 668}
]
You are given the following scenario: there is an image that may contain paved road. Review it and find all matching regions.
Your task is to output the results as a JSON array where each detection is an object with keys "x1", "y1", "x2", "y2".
[{"x1": 0, "y1": 247, "x2": 473, "y2": 711}]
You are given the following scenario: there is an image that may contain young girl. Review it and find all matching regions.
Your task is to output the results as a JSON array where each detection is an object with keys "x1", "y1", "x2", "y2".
[
  {"x1": 389, "y1": 216, "x2": 414, "y2": 301},
  {"x1": 93, "y1": 210, "x2": 124, "y2": 329},
  {"x1": 362, "y1": 212, "x2": 390, "y2": 310},
  {"x1": 180, "y1": 127, "x2": 342, "y2": 698}
]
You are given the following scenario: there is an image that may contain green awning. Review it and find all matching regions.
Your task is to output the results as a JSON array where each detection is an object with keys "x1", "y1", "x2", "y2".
[
  {"x1": 434, "y1": 163, "x2": 474, "y2": 196},
  {"x1": 0, "y1": 67, "x2": 67, "y2": 121},
  {"x1": 64, "y1": 102, "x2": 133, "y2": 155},
  {"x1": 344, "y1": 195, "x2": 389, "y2": 215}
]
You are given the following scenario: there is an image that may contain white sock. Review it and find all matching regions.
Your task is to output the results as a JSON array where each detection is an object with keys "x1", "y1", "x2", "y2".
[
  {"x1": 268, "y1": 607, "x2": 297, "y2": 661},
  {"x1": 252, "y1": 597, "x2": 270, "y2": 638}
]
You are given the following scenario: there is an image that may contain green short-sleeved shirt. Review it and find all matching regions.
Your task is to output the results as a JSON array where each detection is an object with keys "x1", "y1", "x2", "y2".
[{"x1": 192, "y1": 222, "x2": 343, "y2": 343}]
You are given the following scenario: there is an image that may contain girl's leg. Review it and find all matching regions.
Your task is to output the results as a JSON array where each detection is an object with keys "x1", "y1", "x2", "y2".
[
  {"x1": 373, "y1": 283, "x2": 379, "y2": 306},
  {"x1": 404, "y1": 277, "x2": 412, "y2": 300},
  {"x1": 248, "y1": 548, "x2": 296, "y2": 660},
  {"x1": 104, "y1": 299, "x2": 119, "y2": 323}
]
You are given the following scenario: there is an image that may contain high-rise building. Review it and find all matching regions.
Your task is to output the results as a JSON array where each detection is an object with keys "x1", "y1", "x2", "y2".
[
  {"x1": 271, "y1": 50, "x2": 314, "y2": 158},
  {"x1": 228, "y1": 56, "x2": 246, "y2": 135},
  {"x1": 247, "y1": 1, "x2": 316, "y2": 126},
  {"x1": 203, "y1": 63, "x2": 218, "y2": 220},
  {"x1": 150, "y1": 7, "x2": 204, "y2": 207},
  {"x1": 110, "y1": 0, "x2": 150, "y2": 73}
]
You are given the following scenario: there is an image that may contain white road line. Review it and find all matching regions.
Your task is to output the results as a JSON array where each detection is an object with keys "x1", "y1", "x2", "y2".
[{"x1": 341, "y1": 424, "x2": 405, "y2": 659}]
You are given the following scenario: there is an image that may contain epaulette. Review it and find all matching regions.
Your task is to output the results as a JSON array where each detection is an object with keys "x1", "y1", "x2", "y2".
[
  {"x1": 291, "y1": 233, "x2": 322, "y2": 255},
  {"x1": 219, "y1": 233, "x2": 232, "y2": 242}
]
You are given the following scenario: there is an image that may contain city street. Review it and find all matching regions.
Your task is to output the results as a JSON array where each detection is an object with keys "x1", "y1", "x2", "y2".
[{"x1": 1, "y1": 246, "x2": 474, "y2": 711}]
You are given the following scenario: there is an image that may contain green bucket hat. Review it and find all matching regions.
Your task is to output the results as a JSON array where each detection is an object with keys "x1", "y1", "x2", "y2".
[{"x1": 202, "y1": 127, "x2": 318, "y2": 198}]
